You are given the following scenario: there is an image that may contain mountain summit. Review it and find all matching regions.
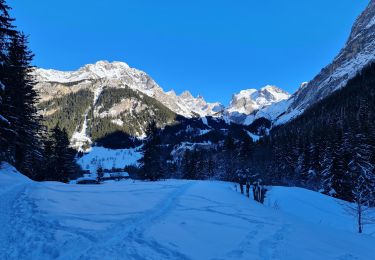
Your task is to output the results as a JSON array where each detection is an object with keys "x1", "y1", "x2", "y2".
[
  {"x1": 275, "y1": 0, "x2": 375, "y2": 123},
  {"x1": 34, "y1": 61, "x2": 287, "y2": 123},
  {"x1": 34, "y1": 60, "x2": 223, "y2": 119},
  {"x1": 225, "y1": 85, "x2": 290, "y2": 125}
]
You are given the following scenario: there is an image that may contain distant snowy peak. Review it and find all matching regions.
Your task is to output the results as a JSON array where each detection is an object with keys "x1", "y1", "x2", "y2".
[
  {"x1": 227, "y1": 85, "x2": 290, "y2": 115},
  {"x1": 35, "y1": 60, "x2": 132, "y2": 83},
  {"x1": 34, "y1": 60, "x2": 223, "y2": 118},
  {"x1": 34, "y1": 61, "x2": 290, "y2": 122},
  {"x1": 223, "y1": 85, "x2": 290, "y2": 125},
  {"x1": 178, "y1": 90, "x2": 224, "y2": 117}
]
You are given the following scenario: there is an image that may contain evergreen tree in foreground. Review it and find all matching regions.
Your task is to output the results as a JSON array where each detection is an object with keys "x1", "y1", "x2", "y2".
[
  {"x1": 3, "y1": 33, "x2": 42, "y2": 176},
  {"x1": 0, "y1": 0, "x2": 17, "y2": 161},
  {"x1": 0, "y1": 0, "x2": 43, "y2": 178}
]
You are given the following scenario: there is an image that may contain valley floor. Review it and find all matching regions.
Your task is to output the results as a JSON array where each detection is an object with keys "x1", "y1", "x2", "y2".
[{"x1": 0, "y1": 164, "x2": 375, "y2": 260}]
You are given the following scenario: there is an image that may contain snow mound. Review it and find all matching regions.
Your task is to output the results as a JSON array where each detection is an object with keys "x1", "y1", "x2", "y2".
[{"x1": 0, "y1": 162, "x2": 31, "y2": 191}]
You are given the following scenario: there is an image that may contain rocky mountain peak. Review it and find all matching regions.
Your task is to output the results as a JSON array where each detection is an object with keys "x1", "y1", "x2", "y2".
[
  {"x1": 227, "y1": 85, "x2": 290, "y2": 115},
  {"x1": 180, "y1": 90, "x2": 194, "y2": 100},
  {"x1": 278, "y1": 0, "x2": 375, "y2": 124},
  {"x1": 33, "y1": 61, "x2": 226, "y2": 119}
]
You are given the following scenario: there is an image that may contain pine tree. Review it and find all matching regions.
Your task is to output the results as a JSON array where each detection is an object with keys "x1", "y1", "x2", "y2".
[
  {"x1": 0, "y1": 0, "x2": 17, "y2": 161},
  {"x1": 96, "y1": 165, "x2": 104, "y2": 182},
  {"x1": 43, "y1": 125, "x2": 77, "y2": 182},
  {"x1": 182, "y1": 149, "x2": 200, "y2": 180},
  {"x1": 139, "y1": 120, "x2": 163, "y2": 181},
  {"x1": 237, "y1": 135, "x2": 254, "y2": 182},
  {"x1": 206, "y1": 152, "x2": 215, "y2": 179},
  {"x1": 2, "y1": 33, "x2": 42, "y2": 175},
  {"x1": 223, "y1": 132, "x2": 236, "y2": 181}
]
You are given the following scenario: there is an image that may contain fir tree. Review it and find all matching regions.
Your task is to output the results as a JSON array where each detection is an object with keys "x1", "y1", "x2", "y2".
[
  {"x1": 0, "y1": 0, "x2": 17, "y2": 161},
  {"x1": 44, "y1": 125, "x2": 77, "y2": 182},
  {"x1": 139, "y1": 120, "x2": 163, "y2": 181},
  {"x1": 223, "y1": 132, "x2": 236, "y2": 181},
  {"x1": 2, "y1": 33, "x2": 41, "y2": 175}
]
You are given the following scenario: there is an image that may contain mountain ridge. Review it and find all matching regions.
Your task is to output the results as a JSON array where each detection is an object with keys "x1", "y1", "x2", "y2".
[
  {"x1": 33, "y1": 60, "x2": 288, "y2": 123},
  {"x1": 275, "y1": 0, "x2": 375, "y2": 124}
]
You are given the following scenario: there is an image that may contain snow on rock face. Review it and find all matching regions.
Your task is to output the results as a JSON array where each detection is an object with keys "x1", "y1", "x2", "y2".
[
  {"x1": 35, "y1": 61, "x2": 131, "y2": 83},
  {"x1": 228, "y1": 85, "x2": 290, "y2": 114},
  {"x1": 34, "y1": 61, "x2": 288, "y2": 124},
  {"x1": 277, "y1": 0, "x2": 375, "y2": 124},
  {"x1": 33, "y1": 61, "x2": 223, "y2": 118},
  {"x1": 225, "y1": 85, "x2": 290, "y2": 125}
]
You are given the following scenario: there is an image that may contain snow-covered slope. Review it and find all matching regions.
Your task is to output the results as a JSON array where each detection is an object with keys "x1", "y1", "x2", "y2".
[
  {"x1": 34, "y1": 61, "x2": 222, "y2": 118},
  {"x1": 275, "y1": 0, "x2": 375, "y2": 124},
  {"x1": 225, "y1": 85, "x2": 290, "y2": 125},
  {"x1": 1, "y1": 165, "x2": 374, "y2": 259},
  {"x1": 0, "y1": 162, "x2": 31, "y2": 193},
  {"x1": 265, "y1": 186, "x2": 375, "y2": 234},
  {"x1": 76, "y1": 146, "x2": 142, "y2": 173}
]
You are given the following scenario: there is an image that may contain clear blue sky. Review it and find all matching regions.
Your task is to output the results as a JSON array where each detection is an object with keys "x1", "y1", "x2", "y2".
[{"x1": 11, "y1": 0, "x2": 369, "y2": 104}]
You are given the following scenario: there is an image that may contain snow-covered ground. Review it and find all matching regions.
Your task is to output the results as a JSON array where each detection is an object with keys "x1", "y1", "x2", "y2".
[
  {"x1": 1, "y1": 163, "x2": 375, "y2": 259},
  {"x1": 265, "y1": 186, "x2": 375, "y2": 235},
  {"x1": 76, "y1": 146, "x2": 142, "y2": 173}
]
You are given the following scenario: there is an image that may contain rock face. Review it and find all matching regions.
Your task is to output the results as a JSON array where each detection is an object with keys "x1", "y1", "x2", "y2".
[
  {"x1": 276, "y1": 0, "x2": 375, "y2": 123},
  {"x1": 33, "y1": 61, "x2": 230, "y2": 150},
  {"x1": 33, "y1": 61, "x2": 286, "y2": 137},
  {"x1": 225, "y1": 85, "x2": 290, "y2": 125},
  {"x1": 34, "y1": 61, "x2": 223, "y2": 118}
]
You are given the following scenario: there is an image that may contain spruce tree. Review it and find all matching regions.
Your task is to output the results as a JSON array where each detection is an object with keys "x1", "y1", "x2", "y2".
[
  {"x1": 182, "y1": 149, "x2": 199, "y2": 180},
  {"x1": 206, "y1": 153, "x2": 215, "y2": 179},
  {"x1": 2, "y1": 33, "x2": 41, "y2": 175},
  {"x1": 237, "y1": 135, "x2": 254, "y2": 182},
  {"x1": 44, "y1": 125, "x2": 77, "y2": 182},
  {"x1": 139, "y1": 120, "x2": 163, "y2": 181},
  {"x1": 0, "y1": 0, "x2": 17, "y2": 161},
  {"x1": 223, "y1": 132, "x2": 236, "y2": 181}
]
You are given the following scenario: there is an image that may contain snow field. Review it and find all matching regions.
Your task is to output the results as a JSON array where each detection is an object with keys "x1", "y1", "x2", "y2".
[{"x1": 1, "y1": 163, "x2": 374, "y2": 259}]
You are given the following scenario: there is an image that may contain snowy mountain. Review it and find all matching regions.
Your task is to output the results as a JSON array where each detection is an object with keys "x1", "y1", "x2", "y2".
[
  {"x1": 33, "y1": 61, "x2": 288, "y2": 150},
  {"x1": 34, "y1": 61, "x2": 289, "y2": 124},
  {"x1": 274, "y1": 0, "x2": 375, "y2": 124},
  {"x1": 33, "y1": 0, "x2": 375, "y2": 148},
  {"x1": 34, "y1": 61, "x2": 231, "y2": 150},
  {"x1": 34, "y1": 61, "x2": 223, "y2": 118},
  {"x1": 225, "y1": 85, "x2": 290, "y2": 125},
  {"x1": 221, "y1": 0, "x2": 375, "y2": 126}
]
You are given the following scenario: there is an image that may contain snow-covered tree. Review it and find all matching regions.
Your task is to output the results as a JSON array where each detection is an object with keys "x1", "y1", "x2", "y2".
[{"x1": 343, "y1": 175, "x2": 374, "y2": 233}]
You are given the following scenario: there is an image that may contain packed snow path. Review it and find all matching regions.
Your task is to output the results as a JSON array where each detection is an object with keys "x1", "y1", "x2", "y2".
[{"x1": 1, "y1": 169, "x2": 375, "y2": 259}]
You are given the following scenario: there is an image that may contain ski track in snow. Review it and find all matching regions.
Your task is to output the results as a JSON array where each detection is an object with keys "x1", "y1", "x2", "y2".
[
  {"x1": 74, "y1": 182, "x2": 193, "y2": 260},
  {"x1": 1, "y1": 178, "x2": 374, "y2": 260}
]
